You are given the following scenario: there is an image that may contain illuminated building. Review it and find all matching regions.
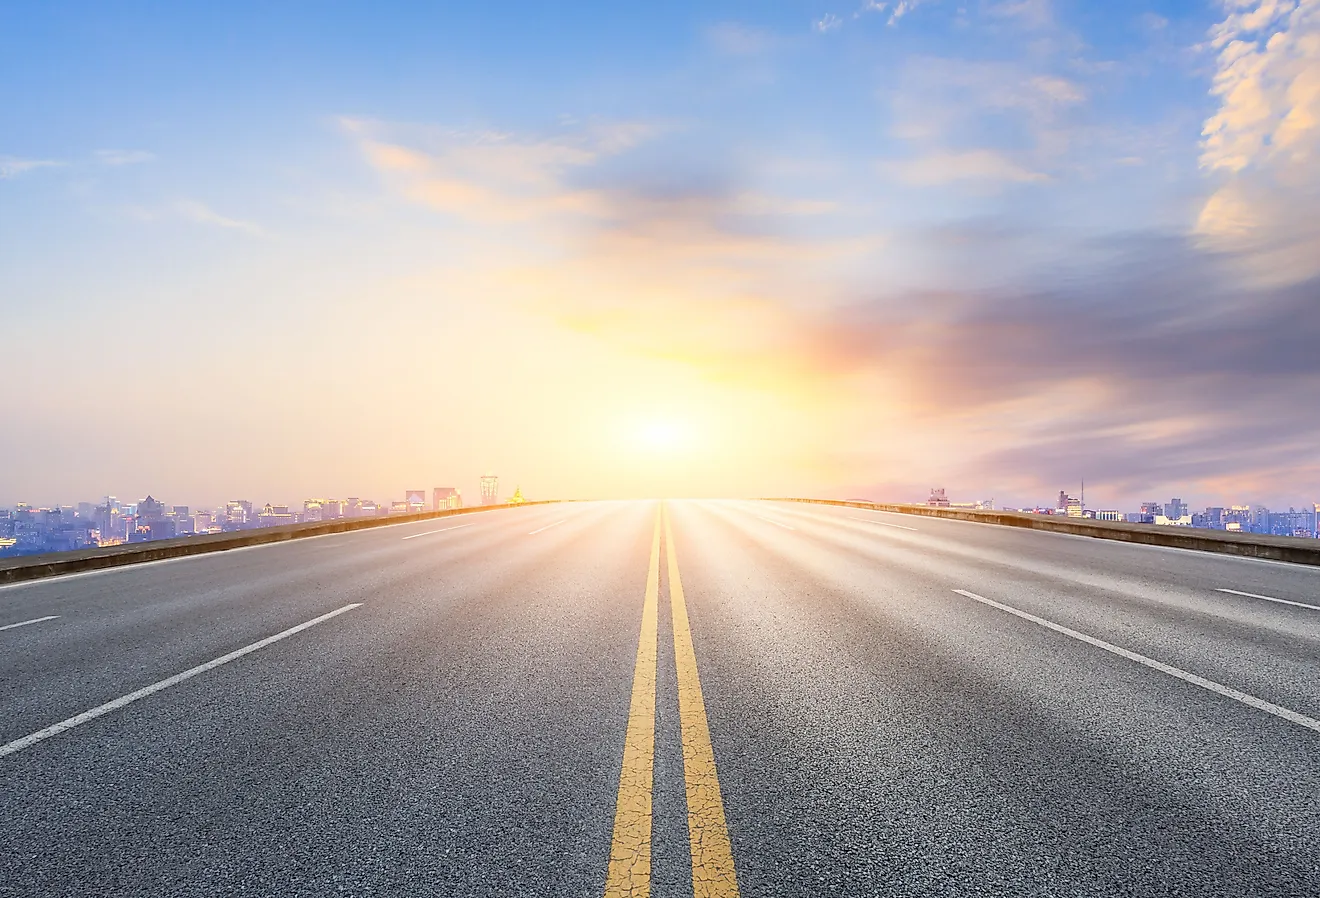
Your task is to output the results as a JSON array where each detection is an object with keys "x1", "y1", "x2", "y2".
[
  {"x1": 508, "y1": 486, "x2": 525, "y2": 505},
  {"x1": 434, "y1": 487, "x2": 462, "y2": 511},
  {"x1": 480, "y1": 474, "x2": 499, "y2": 506}
]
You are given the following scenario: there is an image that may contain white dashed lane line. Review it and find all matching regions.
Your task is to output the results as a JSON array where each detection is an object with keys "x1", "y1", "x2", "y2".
[
  {"x1": 0, "y1": 604, "x2": 363, "y2": 760},
  {"x1": 953, "y1": 589, "x2": 1320, "y2": 735},
  {"x1": 1216, "y1": 587, "x2": 1320, "y2": 612},
  {"x1": 0, "y1": 615, "x2": 59, "y2": 632}
]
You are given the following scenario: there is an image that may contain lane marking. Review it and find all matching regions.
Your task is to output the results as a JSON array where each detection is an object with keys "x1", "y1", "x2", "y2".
[
  {"x1": 0, "y1": 615, "x2": 59, "y2": 632},
  {"x1": 529, "y1": 519, "x2": 568, "y2": 535},
  {"x1": 854, "y1": 517, "x2": 918, "y2": 531},
  {"x1": 664, "y1": 505, "x2": 741, "y2": 898},
  {"x1": 1216, "y1": 587, "x2": 1320, "y2": 612},
  {"x1": 603, "y1": 507, "x2": 661, "y2": 897},
  {"x1": 952, "y1": 590, "x2": 1320, "y2": 735},
  {"x1": 0, "y1": 603, "x2": 363, "y2": 760},
  {"x1": 753, "y1": 514, "x2": 795, "y2": 530},
  {"x1": 401, "y1": 523, "x2": 474, "y2": 540}
]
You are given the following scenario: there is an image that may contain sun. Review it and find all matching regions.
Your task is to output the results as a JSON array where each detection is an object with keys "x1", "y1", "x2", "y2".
[{"x1": 628, "y1": 417, "x2": 695, "y2": 454}]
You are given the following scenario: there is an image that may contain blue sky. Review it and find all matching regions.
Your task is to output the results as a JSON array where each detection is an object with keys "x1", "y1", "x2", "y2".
[{"x1": 3, "y1": 1, "x2": 1318, "y2": 509}]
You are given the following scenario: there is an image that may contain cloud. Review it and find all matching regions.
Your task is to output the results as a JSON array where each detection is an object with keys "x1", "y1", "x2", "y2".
[
  {"x1": 344, "y1": 114, "x2": 1320, "y2": 506},
  {"x1": 986, "y1": 0, "x2": 1054, "y2": 28},
  {"x1": 95, "y1": 149, "x2": 156, "y2": 166},
  {"x1": 0, "y1": 156, "x2": 60, "y2": 179},
  {"x1": 882, "y1": 58, "x2": 1086, "y2": 185},
  {"x1": 815, "y1": 13, "x2": 844, "y2": 33},
  {"x1": 1197, "y1": 0, "x2": 1320, "y2": 283},
  {"x1": 173, "y1": 200, "x2": 267, "y2": 236},
  {"x1": 547, "y1": 224, "x2": 1320, "y2": 504},
  {"x1": 888, "y1": 0, "x2": 934, "y2": 25},
  {"x1": 886, "y1": 149, "x2": 1049, "y2": 184}
]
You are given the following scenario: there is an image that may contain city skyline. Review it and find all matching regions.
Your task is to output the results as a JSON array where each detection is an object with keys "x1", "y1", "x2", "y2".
[
  {"x1": 6, "y1": 478, "x2": 1318, "y2": 561},
  {"x1": 5, "y1": 1, "x2": 1320, "y2": 507}
]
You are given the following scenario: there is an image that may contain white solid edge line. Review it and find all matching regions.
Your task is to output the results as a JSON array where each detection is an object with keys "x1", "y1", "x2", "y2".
[
  {"x1": 528, "y1": 519, "x2": 568, "y2": 535},
  {"x1": 401, "y1": 523, "x2": 475, "y2": 540},
  {"x1": 1216, "y1": 587, "x2": 1320, "y2": 612},
  {"x1": 952, "y1": 589, "x2": 1320, "y2": 735},
  {"x1": 855, "y1": 517, "x2": 919, "y2": 531},
  {"x1": 0, "y1": 615, "x2": 59, "y2": 632},
  {"x1": 0, "y1": 603, "x2": 363, "y2": 760},
  {"x1": 754, "y1": 514, "x2": 796, "y2": 530}
]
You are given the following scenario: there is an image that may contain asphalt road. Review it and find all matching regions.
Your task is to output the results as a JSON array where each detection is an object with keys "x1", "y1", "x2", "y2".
[{"x1": 1, "y1": 499, "x2": 1317, "y2": 897}]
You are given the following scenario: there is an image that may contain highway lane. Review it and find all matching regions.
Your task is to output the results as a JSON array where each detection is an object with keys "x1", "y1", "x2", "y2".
[
  {"x1": 685, "y1": 501, "x2": 1320, "y2": 896},
  {"x1": 0, "y1": 502, "x2": 594, "y2": 746},
  {"x1": 2, "y1": 499, "x2": 1318, "y2": 896}
]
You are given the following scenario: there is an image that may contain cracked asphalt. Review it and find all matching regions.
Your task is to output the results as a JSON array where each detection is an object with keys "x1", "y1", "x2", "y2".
[{"x1": 1, "y1": 499, "x2": 1318, "y2": 896}]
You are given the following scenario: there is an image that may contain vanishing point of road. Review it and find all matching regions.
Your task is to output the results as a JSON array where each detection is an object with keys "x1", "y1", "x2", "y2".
[{"x1": 2, "y1": 500, "x2": 1318, "y2": 896}]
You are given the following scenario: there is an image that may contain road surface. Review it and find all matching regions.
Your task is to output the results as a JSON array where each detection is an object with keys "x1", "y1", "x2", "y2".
[{"x1": 2, "y1": 500, "x2": 1317, "y2": 896}]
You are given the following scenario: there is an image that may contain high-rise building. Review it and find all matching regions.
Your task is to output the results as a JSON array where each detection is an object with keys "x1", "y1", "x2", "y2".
[
  {"x1": 480, "y1": 474, "x2": 499, "y2": 506},
  {"x1": 1057, "y1": 491, "x2": 1082, "y2": 517},
  {"x1": 1164, "y1": 498, "x2": 1188, "y2": 520},
  {"x1": 434, "y1": 487, "x2": 462, "y2": 511}
]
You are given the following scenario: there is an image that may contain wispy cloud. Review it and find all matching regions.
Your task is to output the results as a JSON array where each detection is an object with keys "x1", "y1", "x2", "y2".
[
  {"x1": 882, "y1": 58, "x2": 1086, "y2": 186},
  {"x1": 0, "y1": 156, "x2": 61, "y2": 179},
  {"x1": 888, "y1": 0, "x2": 934, "y2": 26},
  {"x1": 815, "y1": 13, "x2": 843, "y2": 33},
  {"x1": 173, "y1": 200, "x2": 266, "y2": 236},
  {"x1": 128, "y1": 200, "x2": 266, "y2": 236},
  {"x1": 95, "y1": 149, "x2": 156, "y2": 166},
  {"x1": 985, "y1": 0, "x2": 1053, "y2": 29},
  {"x1": 886, "y1": 149, "x2": 1048, "y2": 184}
]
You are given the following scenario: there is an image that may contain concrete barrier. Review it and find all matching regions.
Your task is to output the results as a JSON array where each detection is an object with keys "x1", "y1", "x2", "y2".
[
  {"x1": 767, "y1": 498, "x2": 1320, "y2": 567},
  {"x1": 0, "y1": 501, "x2": 564, "y2": 586}
]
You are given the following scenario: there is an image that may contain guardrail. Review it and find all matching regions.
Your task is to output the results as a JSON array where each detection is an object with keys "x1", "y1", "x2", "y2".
[
  {"x1": 0, "y1": 501, "x2": 563, "y2": 586},
  {"x1": 767, "y1": 498, "x2": 1320, "y2": 567}
]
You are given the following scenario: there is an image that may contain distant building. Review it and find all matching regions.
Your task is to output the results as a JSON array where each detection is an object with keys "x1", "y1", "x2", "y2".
[
  {"x1": 1164, "y1": 498, "x2": 1188, "y2": 521},
  {"x1": 480, "y1": 474, "x2": 499, "y2": 506},
  {"x1": 928, "y1": 488, "x2": 950, "y2": 507},
  {"x1": 434, "y1": 487, "x2": 462, "y2": 511},
  {"x1": 508, "y1": 486, "x2": 526, "y2": 505},
  {"x1": 139, "y1": 495, "x2": 165, "y2": 523},
  {"x1": 405, "y1": 490, "x2": 427, "y2": 514},
  {"x1": 1096, "y1": 510, "x2": 1122, "y2": 521},
  {"x1": 260, "y1": 504, "x2": 295, "y2": 528},
  {"x1": 1057, "y1": 491, "x2": 1083, "y2": 517}
]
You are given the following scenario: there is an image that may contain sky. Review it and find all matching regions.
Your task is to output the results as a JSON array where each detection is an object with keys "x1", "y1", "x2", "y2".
[{"x1": 2, "y1": 0, "x2": 1319, "y2": 510}]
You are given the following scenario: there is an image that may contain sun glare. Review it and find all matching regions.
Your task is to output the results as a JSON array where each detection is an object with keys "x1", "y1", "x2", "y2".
[{"x1": 629, "y1": 417, "x2": 695, "y2": 453}]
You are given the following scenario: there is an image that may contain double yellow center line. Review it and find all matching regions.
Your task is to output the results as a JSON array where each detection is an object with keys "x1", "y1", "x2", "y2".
[{"x1": 603, "y1": 503, "x2": 740, "y2": 898}]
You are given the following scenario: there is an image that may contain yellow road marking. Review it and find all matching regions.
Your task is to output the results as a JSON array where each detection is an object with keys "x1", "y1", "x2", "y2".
[
  {"x1": 603, "y1": 506, "x2": 662, "y2": 898},
  {"x1": 664, "y1": 504, "x2": 741, "y2": 898}
]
